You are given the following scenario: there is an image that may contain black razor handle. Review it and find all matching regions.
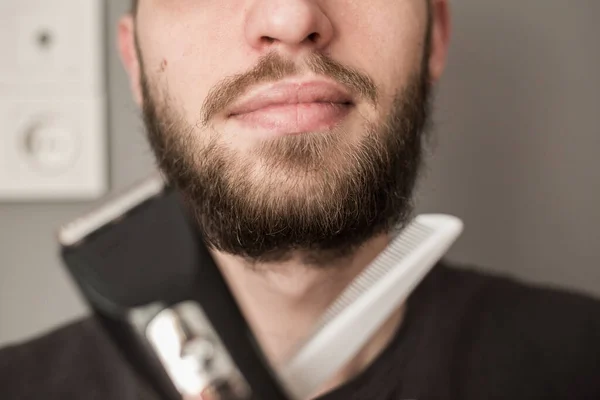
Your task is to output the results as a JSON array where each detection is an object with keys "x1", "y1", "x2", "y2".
[{"x1": 60, "y1": 186, "x2": 289, "y2": 400}]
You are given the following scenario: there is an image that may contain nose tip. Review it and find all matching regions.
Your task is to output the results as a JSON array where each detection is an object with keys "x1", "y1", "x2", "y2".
[{"x1": 245, "y1": 1, "x2": 334, "y2": 52}]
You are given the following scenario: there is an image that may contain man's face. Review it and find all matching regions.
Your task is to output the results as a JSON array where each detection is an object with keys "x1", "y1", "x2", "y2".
[{"x1": 119, "y1": 0, "x2": 450, "y2": 266}]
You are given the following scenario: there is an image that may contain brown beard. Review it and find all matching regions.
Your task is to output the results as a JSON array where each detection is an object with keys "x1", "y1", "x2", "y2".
[{"x1": 139, "y1": 50, "x2": 432, "y2": 268}]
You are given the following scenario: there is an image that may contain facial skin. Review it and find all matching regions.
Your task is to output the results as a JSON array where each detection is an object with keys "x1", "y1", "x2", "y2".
[
  {"x1": 119, "y1": 0, "x2": 450, "y2": 267},
  {"x1": 119, "y1": 0, "x2": 450, "y2": 394}
]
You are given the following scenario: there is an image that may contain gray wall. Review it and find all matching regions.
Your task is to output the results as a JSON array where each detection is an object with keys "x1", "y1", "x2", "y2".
[
  {"x1": 1, "y1": 0, "x2": 599, "y2": 346},
  {"x1": 416, "y1": 0, "x2": 600, "y2": 295}
]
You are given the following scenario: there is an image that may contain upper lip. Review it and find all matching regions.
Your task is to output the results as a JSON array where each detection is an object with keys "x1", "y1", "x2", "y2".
[{"x1": 227, "y1": 79, "x2": 354, "y2": 117}]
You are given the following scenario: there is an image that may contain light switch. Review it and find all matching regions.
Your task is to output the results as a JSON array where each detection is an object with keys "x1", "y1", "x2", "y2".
[
  {"x1": 0, "y1": 0, "x2": 107, "y2": 201},
  {"x1": 22, "y1": 117, "x2": 79, "y2": 173}
]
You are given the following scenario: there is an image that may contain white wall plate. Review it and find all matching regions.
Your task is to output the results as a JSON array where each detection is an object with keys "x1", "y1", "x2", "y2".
[{"x1": 0, "y1": 0, "x2": 107, "y2": 201}]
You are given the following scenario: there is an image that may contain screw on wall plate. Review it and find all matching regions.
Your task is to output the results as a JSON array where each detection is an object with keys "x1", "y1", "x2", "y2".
[{"x1": 36, "y1": 29, "x2": 53, "y2": 49}]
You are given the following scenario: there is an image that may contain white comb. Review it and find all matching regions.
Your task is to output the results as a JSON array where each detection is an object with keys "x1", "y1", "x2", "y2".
[{"x1": 278, "y1": 214, "x2": 464, "y2": 400}]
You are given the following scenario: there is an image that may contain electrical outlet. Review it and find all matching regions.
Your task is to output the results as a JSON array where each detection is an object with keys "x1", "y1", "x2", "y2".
[{"x1": 0, "y1": 0, "x2": 107, "y2": 201}]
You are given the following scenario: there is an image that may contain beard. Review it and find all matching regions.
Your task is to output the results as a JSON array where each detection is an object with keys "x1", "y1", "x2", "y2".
[{"x1": 140, "y1": 52, "x2": 432, "y2": 268}]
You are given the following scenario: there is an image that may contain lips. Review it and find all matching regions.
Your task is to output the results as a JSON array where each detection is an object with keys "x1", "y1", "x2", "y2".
[
  {"x1": 227, "y1": 80, "x2": 354, "y2": 117},
  {"x1": 226, "y1": 80, "x2": 354, "y2": 135}
]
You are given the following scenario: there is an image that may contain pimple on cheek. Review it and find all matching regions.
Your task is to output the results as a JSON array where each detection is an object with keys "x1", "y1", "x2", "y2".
[{"x1": 158, "y1": 58, "x2": 168, "y2": 73}]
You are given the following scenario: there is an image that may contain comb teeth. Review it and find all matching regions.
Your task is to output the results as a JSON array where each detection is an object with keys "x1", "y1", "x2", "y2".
[
  {"x1": 278, "y1": 215, "x2": 463, "y2": 400},
  {"x1": 314, "y1": 220, "x2": 434, "y2": 333}
]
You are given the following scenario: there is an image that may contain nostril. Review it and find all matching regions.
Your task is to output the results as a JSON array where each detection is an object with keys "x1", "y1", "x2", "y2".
[
  {"x1": 307, "y1": 32, "x2": 320, "y2": 43},
  {"x1": 261, "y1": 36, "x2": 276, "y2": 44}
]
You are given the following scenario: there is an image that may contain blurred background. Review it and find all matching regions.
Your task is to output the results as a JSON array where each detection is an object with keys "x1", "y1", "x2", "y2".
[{"x1": 0, "y1": 0, "x2": 599, "y2": 346}]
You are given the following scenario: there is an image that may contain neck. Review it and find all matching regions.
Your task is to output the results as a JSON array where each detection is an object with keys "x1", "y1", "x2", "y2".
[{"x1": 211, "y1": 234, "x2": 406, "y2": 397}]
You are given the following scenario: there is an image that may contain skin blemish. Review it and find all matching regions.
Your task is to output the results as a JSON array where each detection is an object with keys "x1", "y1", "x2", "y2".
[{"x1": 158, "y1": 59, "x2": 168, "y2": 73}]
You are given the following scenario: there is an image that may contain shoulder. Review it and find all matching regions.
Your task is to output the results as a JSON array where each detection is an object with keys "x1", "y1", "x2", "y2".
[
  {"x1": 443, "y1": 263, "x2": 600, "y2": 399},
  {"x1": 0, "y1": 317, "x2": 151, "y2": 400}
]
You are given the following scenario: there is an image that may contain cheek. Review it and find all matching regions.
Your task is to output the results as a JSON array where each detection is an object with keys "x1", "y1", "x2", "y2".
[
  {"x1": 334, "y1": 1, "x2": 427, "y2": 104},
  {"x1": 137, "y1": 6, "x2": 240, "y2": 124}
]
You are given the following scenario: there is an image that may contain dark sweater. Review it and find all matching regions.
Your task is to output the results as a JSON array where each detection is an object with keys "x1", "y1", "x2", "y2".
[{"x1": 2, "y1": 263, "x2": 600, "y2": 399}]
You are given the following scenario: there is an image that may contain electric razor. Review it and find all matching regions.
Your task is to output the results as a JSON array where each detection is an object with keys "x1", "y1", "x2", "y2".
[{"x1": 57, "y1": 174, "x2": 289, "y2": 400}]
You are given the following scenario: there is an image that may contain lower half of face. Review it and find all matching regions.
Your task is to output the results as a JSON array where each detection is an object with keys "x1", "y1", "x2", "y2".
[
  {"x1": 141, "y1": 57, "x2": 431, "y2": 267},
  {"x1": 136, "y1": 1, "x2": 433, "y2": 266}
]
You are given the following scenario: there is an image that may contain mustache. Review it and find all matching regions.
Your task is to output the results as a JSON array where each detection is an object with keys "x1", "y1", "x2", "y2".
[{"x1": 201, "y1": 52, "x2": 379, "y2": 126}]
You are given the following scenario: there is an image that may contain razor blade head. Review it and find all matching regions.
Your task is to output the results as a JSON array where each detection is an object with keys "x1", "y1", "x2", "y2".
[{"x1": 58, "y1": 178, "x2": 290, "y2": 400}]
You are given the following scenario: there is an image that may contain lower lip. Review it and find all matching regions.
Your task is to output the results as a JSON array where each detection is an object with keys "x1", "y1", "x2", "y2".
[{"x1": 229, "y1": 103, "x2": 353, "y2": 136}]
